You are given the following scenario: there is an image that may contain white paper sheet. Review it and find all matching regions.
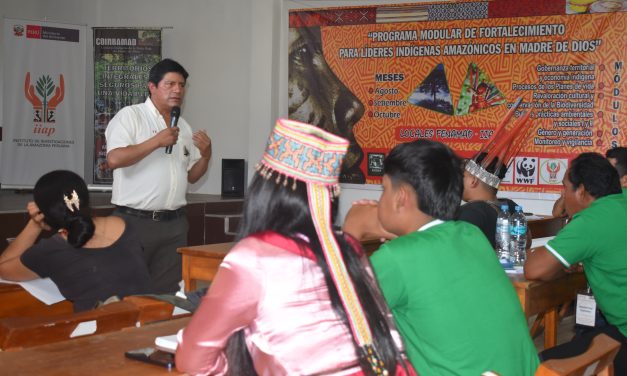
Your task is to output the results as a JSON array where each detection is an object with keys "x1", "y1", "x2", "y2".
[
  {"x1": 70, "y1": 320, "x2": 97, "y2": 337},
  {"x1": 531, "y1": 236, "x2": 555, "y2": 249},
  {"x1": 0, "y1": 277, "x2": 65, "y2": 305},
  {"x1": 155, "y1": 334, "x2": 178, "y2": 353},
  {"x1": 524, "y1": 214, "x2": 545, "y2": 220}
]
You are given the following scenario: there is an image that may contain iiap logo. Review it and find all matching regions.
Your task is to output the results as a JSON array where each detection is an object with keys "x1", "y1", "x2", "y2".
[
  {"x1": 539, "y1": 158, "x2": 568, "y2": 185},
  {"x1": 24, "y1": 72, "x2": 65, "y2": 136}
]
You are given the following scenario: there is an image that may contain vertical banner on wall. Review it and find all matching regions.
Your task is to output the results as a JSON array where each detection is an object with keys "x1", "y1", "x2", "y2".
[
  {"x1": 92, "y1": 28, "x2": 162, "y2": 185},
  {"x1": 1, "y1": 18, "x2": 86, "y2": 187},
  {"x1": 288, "y1": 2, "x2": 626, "y2": 192}
]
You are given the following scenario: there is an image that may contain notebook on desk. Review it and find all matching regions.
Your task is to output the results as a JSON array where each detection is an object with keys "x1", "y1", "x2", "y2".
[{"x1": 155, "y1": 334, "x2": 178, "y2": 353}]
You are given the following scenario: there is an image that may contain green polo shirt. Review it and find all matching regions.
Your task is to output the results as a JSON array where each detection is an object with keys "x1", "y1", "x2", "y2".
[
  {"x1": 546, "y1": 193, "x2": 627, "y2": 337},
  {"x1": 371, "y1": 220, "x2": 539, "y2": 375}
]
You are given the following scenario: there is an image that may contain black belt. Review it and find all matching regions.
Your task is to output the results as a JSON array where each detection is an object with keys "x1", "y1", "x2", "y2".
[{"x1": 115, "y1": 206, "x2": 186, "y2": 221}]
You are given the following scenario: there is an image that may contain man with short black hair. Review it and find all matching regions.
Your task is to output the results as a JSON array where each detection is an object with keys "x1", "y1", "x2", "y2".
[
  {"x1": 525, "y1": 152, "x2": 626, "y2": 373},
  {"x1": 553, "y1": 146, "x2": 627, "y2": 216},
  {"x1": 106, "y1": 59, "x2": 212, "y2": 293},
  {"x1": 458, "y1": 153, "x2": 520, "y2": 248},
  {"x1": 343, "y1": 140, "x2": 539, "y2": 375}
]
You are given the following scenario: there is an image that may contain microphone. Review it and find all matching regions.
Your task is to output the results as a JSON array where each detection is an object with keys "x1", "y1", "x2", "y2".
[{"x1": 165, "y1": 106, "x2": 181, "y2": 154}]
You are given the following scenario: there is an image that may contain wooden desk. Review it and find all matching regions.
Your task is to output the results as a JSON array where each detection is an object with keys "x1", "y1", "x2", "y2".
[
  {"x1": 0, "y1": 282, "x2": 73, "y2": 319},
  {"x1": 180, "y1": 241, "x2": 587, "y2": 350},
  {"x1": 509, "y1": 272, "x2": 587, "y2": 349},
  {"x1": 178, "y1": 242, "x2": 233, "y2": 292},
  {"x1": 0, "y1": 317, "x2": 190, "y2": 375},
  {"x1": 177, "y1": 237, "x2": 388, "y2": 292}
]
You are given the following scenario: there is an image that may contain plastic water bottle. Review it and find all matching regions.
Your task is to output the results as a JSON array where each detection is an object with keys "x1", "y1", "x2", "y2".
[
  {"x1": 509, "y1": 205, "x2": 528, "y2": 268},
  {"x1": 495, "y1": 204, "x2": 512, "y2": 268}
]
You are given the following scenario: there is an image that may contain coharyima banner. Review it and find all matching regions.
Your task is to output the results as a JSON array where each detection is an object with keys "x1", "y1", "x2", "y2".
[
  {"x1": 1, "y1": 18, "x2": 86, "y2": 187},
  {"x1": 92, "y1": 27, "x2": 162, "y2": 185}
]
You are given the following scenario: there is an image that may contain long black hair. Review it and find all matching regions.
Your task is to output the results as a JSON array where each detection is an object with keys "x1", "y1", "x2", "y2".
[
  {"x1": 225, "y1": 171, "x2": 402, "y2": 375},
  {"x1": 33, "y1": 170, "x2": 95, "y2": 248}
]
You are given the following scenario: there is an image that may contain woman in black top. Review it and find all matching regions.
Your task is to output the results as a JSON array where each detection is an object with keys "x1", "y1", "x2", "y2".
[{"x1": 0, "y1": 170, "x2": 153, "y2": 311}]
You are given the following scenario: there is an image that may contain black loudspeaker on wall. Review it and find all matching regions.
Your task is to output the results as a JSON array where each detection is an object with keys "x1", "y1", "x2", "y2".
[{"x1": 221, "y1": 159, "x2": 246, "y2": 197}]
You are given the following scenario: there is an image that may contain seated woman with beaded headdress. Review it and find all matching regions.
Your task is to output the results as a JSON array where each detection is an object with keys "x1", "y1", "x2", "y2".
[
  {"x1": 175, "y1": 119, "x2": 415, "y2": 376},
  {"x1": 0, "y1": 170, "x2": 154, "y2": 312}
]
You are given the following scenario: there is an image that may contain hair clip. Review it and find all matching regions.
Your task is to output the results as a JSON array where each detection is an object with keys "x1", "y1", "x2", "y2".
[{"x1": 63, "y1": 190, "x2": 80, "y2": 212}]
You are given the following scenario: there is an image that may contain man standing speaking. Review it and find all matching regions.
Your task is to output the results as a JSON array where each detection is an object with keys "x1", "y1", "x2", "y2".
[{"x1": 106, "y1": 59, "x2": 212, "y2": 293}]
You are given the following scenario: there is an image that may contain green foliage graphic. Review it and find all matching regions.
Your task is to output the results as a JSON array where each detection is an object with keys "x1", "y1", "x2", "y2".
[
  {"x1": 35, "y1": 75, "x2": 55, "y2": 121},
  {"x1": 36, "y1": 75, "x2": 55, "y2": 101}
]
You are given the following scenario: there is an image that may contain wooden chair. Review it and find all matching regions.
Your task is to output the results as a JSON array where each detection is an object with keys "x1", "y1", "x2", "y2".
[
  {"x1": 0, "y1": 300, "x2": 140, "y2": 350},
  {"x1": 535, "y1": 333, "x2": 621, "y2": 376}
]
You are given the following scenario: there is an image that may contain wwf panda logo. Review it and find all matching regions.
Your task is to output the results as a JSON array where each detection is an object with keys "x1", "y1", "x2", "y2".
[{"x1": 516, "y1": 157, "x2": 536, "y2": 178}]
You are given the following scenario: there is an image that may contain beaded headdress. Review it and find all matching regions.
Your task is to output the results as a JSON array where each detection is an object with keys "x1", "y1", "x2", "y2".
[
  {"x1": 257, "y1": 118, "x2": 387, "y2": 374},
  {"x1": 465, "y1": 97, "x2": 533, "y2": 188}
]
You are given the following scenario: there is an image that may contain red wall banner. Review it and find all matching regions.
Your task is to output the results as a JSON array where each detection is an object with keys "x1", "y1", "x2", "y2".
[{"x1": 288, "y1": 1, "x2": 626, "y2": 193}]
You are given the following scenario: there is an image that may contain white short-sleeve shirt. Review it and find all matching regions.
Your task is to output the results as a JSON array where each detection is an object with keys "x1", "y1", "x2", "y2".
[{"x1": 105, "y1": 97, "x2": 200, "y2": 210}]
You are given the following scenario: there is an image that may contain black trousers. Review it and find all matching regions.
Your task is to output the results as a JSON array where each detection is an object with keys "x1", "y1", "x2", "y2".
[
  {"x1": 113, "y1": 209, "x2": 188, "y2": 294},
  {"x1": 540, "y1": 322, "x2": 626, "y2": 374}
]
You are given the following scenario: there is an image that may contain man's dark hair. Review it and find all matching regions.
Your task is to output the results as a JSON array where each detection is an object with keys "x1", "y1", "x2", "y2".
[
  {"x1": 568, "y1": 152, "x2": 621, "y2": 198},
  {"x1": 469, "y1": 152, "x2": 506, "y2": 195},
  {"x1": 606, "y1": 146, "x2": 627, "y2": 177},
  {"x1": 384, "y1": 139, "x2": 462, "y2": 220},
  {"x1": 148, "y1": 58, "x2": 188, "y2": 87},
  {"x1": 473, "y1": 152, "x2": 508, "y2": 180}
]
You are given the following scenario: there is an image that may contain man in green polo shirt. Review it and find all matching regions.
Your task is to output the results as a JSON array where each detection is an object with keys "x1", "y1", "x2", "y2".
[
  {"x1": 525, "y1": 152, "x2": 626, "y2": 374},
  {"x1": 343, "y1": 140, "x2": 538, "y2": 375},
  {"x1": 553, "y1": 146, "x2": 626, "y2": 216}
]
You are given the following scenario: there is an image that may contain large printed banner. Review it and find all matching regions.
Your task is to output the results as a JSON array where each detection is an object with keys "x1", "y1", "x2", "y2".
[
  {"x1": 288, "y1": 1, "x2": 626, "y2": 193},
  {"x1": 1, "y1": 18, "x2": 86, "y2": 187},
  {"x1": 93, "y1": 28, "x2": 161, "y2": 185}
]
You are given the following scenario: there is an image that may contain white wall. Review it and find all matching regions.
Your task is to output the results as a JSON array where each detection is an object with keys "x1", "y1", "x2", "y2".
[{"x1": 0, "y1": 0, "x2": 556, "y2": 218}]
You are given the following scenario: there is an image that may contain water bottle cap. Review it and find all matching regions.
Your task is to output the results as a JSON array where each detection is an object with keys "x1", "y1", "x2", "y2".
[
  {"x1": 500, "y1": 204, "x2": 508, "y2": 211},
  {"x1": 515, "y1": 205, "x2": 522, "y2": 212}
]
